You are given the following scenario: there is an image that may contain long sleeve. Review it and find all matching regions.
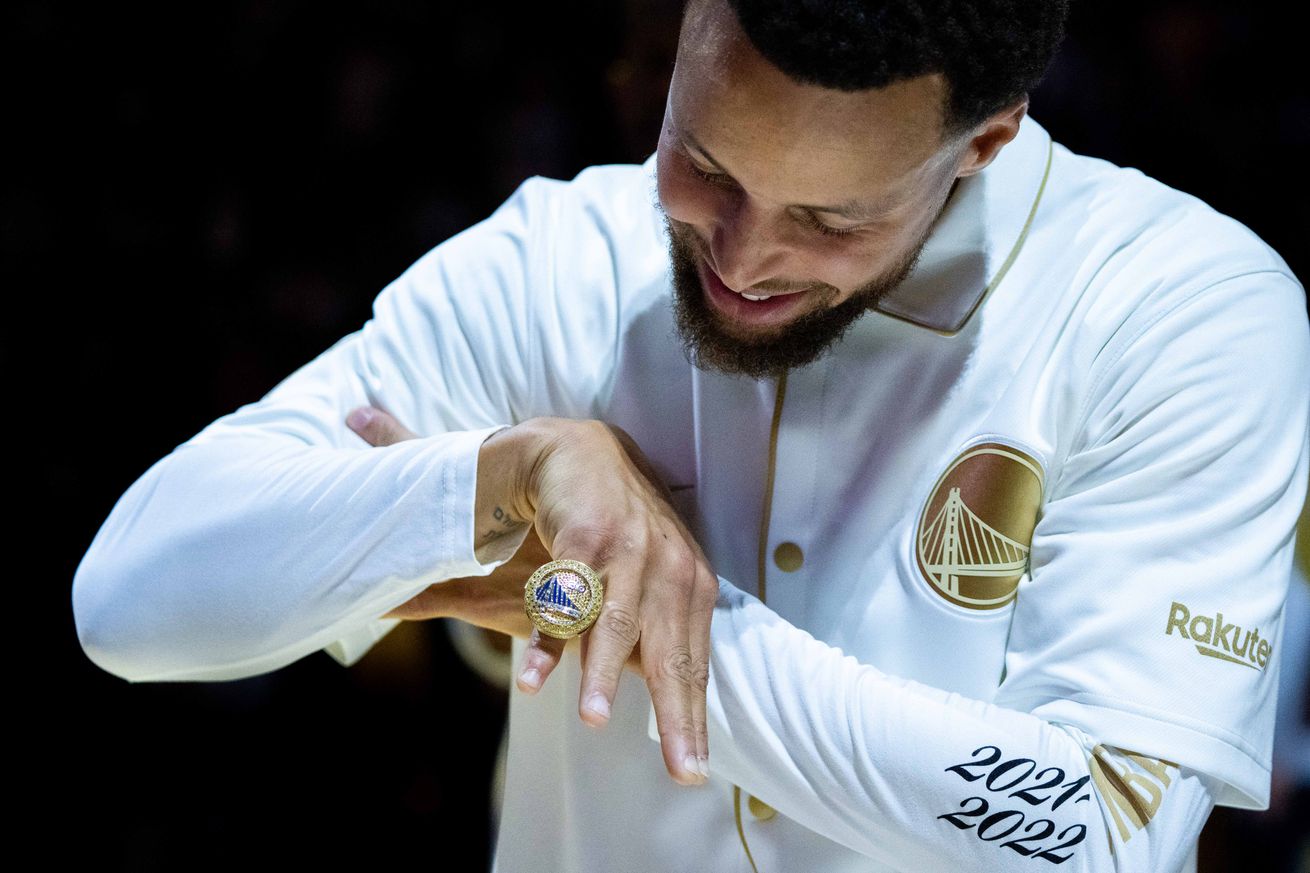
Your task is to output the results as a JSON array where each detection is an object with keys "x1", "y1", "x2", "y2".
[
  {"x1": 73, "y1": 422, "x2": 514, "y2": 682},
  {"x1": 72, "y1": 176, "x2": 555, "y2": 682},
  {"x1": 688, "y1": 578, "x2": 1213, "y2": 872},
  {"x1": 72, "y1": 158, "x2": 660, "y2": 683}
]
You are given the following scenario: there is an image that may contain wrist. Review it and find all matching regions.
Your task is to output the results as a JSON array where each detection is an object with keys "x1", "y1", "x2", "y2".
[{"x1": 473, "y1": 418, "x2": 561, "y2": 563}]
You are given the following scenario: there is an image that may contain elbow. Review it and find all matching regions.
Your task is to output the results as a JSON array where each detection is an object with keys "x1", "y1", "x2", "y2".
[
  {"x1": 72, "y1": 551, "x2": 174, "y2": 682},
  {"x1": 72, "y1": 542, "x2": 311, "y2": 683},
  {"x1": 70, "y1": 449, "x2": 271, "y2": 682},
  {"x1": 71, "y1": 537, "x2": 238, "y2": 682},
  {"x1": 71, "y1": 454, "x2": 196, "y2": 681}
]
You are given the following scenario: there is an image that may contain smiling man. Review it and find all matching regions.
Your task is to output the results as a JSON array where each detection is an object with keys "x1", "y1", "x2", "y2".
[
  {"x1": 74, "y1": 2, "x2": 1308, "y2": 872},
  {"x1": 659, "y1": 0, "x2": 1039, "y2": 379}
]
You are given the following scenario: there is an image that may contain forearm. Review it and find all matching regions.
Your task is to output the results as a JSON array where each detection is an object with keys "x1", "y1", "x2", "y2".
[
  {"x1": 688, "y1": 579, "x2": 1213, "y2": 872},
  {"x1": 73, "y1": 423, "x2": 529, "y2": 682}
]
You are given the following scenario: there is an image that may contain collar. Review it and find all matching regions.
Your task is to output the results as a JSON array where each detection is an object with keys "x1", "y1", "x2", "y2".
[{"x1": 872, "y1": 114, "x2": 1053, "y2": 335}]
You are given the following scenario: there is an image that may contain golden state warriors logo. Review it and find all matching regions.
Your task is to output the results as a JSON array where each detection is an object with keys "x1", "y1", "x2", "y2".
[
  {"x1": 524, "y1": 559, "x2": 604, "y2": 639},
  {"x1": 916, "y1": 442, "x2": 1044, "y2": 610}
]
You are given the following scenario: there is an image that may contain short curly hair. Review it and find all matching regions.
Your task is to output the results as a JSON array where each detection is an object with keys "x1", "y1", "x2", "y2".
[{"x1": 724, "y1": 0, "x2": 1070, "y2": 140}]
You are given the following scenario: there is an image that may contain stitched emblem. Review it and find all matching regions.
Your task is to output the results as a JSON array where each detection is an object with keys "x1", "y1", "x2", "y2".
[{"x1": 916, "y1": 442, "x2": 1044, "y2": 610}]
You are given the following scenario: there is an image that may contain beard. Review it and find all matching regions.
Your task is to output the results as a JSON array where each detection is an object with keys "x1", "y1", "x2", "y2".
[{"x1": 664, "y1": 214, "x2": 930, "y2": 380}]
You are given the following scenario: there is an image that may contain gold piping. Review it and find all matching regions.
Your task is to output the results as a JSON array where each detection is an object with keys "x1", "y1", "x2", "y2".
[
  {"x1": 1294, "y1": 482, "x2": 1309, "y2": 580},
  {"x1": 756, "y1": 373, "x2": 788, "y2": 603},
  {"x1": 733, "y1": 785, "x2": 762, "y2": 873},
  {"x1": 873, "y1": 138, "x2": 1055, "y2": 337},
  {"x1": 734, "y1": 372, "x2": 788, "y2": 872}
]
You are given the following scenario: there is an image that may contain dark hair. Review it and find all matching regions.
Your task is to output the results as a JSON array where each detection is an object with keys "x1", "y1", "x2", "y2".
[{"x1": 725, "y1": 0, "x2": 1070, "y2": 139}]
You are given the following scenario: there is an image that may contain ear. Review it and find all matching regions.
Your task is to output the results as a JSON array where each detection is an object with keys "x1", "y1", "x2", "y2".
[{"x1": 955, "y1": 97, "x2": 1029, "y2": 179}]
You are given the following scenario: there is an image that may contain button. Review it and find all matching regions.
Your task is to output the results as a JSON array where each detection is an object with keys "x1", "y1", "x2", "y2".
[
  {"x1": 773, "y1": 541, "x2": 804, "y2": 572},
  {"x1": 747, "y1": 795, "x2": 777, "y2": 821}
]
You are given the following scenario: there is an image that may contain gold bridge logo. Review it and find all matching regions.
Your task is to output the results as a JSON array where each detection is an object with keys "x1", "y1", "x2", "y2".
[
  {"x1": 1165, "y1": 601, "x2": 1272, "y2": 670},
  {"x1": 915, "y1": 442, "x2": 1044, "y2": 610}
]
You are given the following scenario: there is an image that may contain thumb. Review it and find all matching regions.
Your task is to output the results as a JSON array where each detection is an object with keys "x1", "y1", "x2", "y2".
[{"x1": 346, "y1": 406, "x2": 419, "y2": 447}]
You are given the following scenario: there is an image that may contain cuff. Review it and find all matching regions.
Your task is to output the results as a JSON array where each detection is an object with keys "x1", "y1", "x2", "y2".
[{"x1": 323, "y1": 422, "x2": 519, "y2": 667}]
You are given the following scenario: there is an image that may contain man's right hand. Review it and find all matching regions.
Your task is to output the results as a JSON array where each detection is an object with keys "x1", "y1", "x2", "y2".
[{"x1": 348, "y1": 409, "x2": 716, "y2": 787}]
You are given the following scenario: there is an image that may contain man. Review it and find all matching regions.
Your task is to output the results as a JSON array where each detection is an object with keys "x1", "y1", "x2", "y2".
[{"x1": 73, "y1": 1, "x2": 1309, "y2": 871}]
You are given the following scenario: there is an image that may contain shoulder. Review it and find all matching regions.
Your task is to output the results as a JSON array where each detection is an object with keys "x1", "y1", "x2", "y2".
[
  {"x1": 506, "y1": 156, "x2": 667, "y2": 260},
  {"x1": 388, "y1": 154, "x2": 669, "y2": 321},
  {"x1": 427, "y1": 157, "x2": 672, "y2": 418},
  {"x1": 1026, "y1": 133, "x2": 1306, "y2": 406},
  {"x1": 1038, "y1": 138, "x2": 1301, "y2": 317}
]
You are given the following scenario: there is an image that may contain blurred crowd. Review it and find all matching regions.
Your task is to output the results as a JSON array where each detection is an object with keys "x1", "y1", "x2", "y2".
[{"x1": 8, "y1": 0, "x2": 1306, "y2": 869}]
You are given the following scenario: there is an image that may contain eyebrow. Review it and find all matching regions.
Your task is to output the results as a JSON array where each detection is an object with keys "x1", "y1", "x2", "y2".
[{"x1": 682, "y1": 130, "x2": 896, "y2": 221}]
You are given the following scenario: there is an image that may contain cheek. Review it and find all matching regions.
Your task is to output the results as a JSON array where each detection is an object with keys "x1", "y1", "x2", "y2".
[{"x1": 799, "y1": 233, "x2": 898, "y2": 295}]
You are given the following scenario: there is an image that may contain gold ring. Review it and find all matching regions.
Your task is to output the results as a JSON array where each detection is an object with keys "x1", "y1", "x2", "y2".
[{"x1": 524, "y1": 559, "x2": 604, "y2": 639}]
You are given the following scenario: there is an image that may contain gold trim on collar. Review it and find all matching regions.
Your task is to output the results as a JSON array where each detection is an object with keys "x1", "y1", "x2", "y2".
[{"x1": 874, "y1": 139, "x2": 1054, "y2": 336}]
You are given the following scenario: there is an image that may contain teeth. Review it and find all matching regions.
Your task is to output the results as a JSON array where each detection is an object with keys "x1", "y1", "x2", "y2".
[{"x1": 740, "y1": 292, "x2": 772, "y2": 301}]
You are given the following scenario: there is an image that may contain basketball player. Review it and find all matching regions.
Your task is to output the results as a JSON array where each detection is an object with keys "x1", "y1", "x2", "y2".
[{"x1": 73, "y1": 2, "x2": 1308, "y2": 870}]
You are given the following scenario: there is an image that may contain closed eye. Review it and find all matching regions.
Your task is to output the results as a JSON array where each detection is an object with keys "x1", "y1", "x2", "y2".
[
  {"x1": 796, "y1": 210, "x2": 861, "y2": 238},
  {"x1": 686, "y1": 155, "x2": 864, "y2": 239},
  {"x1": 686, "y1": 161, "x2": 734, "y2": 188}
]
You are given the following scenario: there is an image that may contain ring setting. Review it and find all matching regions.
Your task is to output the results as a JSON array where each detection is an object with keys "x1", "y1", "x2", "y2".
[{"x1": 524, "y1": 559, "x2": 604, "y2": 639}]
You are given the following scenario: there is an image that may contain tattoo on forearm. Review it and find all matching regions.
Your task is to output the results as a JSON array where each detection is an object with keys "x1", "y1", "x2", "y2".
[{"x1": 477, "y1": 504, "x2": 527, "y2": 550}]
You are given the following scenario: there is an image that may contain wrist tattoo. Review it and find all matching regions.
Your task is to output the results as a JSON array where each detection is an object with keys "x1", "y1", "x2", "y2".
[{"x1": 477, "y1": 504, "x2": 527, "y2": 550}]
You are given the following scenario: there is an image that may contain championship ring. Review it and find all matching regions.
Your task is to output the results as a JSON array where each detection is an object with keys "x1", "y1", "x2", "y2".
[{"x1": 524, "y1": 559, "x2": 604, "y2": 639}]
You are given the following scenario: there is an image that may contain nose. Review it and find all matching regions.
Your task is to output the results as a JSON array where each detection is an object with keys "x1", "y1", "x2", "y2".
[{"x1": 707, "y1": 196, "x2": 790, "y2": 293}]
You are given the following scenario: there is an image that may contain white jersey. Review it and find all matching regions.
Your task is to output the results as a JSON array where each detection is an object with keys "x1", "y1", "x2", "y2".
[{"x1": 73, "y1": 115, "x2": 1310, "y2": 872}]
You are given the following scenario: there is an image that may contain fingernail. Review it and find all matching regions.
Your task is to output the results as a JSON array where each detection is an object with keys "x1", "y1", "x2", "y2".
[
  {"x1": 584, "y1": 693, "x2": 610, "y2": 721},
  {"x1": 683, "y1": 754, "x2": 706, "y2": 784},
  {"x1": 519, "y1": 668, "x2": 541, "y2": 691},
  {"x1": 697, "y1": 757, "x2": 710, "y2": 778},
  {"x1": 347, "y1": 407, "x2": 374, "y2": 429}
]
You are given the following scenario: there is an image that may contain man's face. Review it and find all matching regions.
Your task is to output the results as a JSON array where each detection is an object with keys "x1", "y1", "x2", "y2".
[{"x1": 656, "y1": 0, "x2": 974, "y2": 379}]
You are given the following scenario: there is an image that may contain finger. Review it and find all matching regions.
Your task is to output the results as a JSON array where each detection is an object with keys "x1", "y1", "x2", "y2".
[
  {"x1": 581, "y1": 632, "x2": 642, "y2": 673},
  {"x1": 346, "y1": 406, "x2": 419, "y2": 447},
  {"x1": 687, "y1": 564, "x2": 715, "y2": 778},
  {"x1": 516, "y1": 627, "x2": 567, "y2": 695},
  {"x1": 646, "y1": 635, "x2": 703, "y2": 785},
  {"x1": 637, "y1": 558, "x2": 704, "y2": 786},
  {"x1": 576, "y1": 585, "x2": 644, "y2": 730}
]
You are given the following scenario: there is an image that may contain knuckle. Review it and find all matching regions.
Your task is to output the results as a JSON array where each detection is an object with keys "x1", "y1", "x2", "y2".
[
  {"x1": 693, "y1": 562, "x2": 719, "y2": 596},
  {"x1": 556, "y1": 524, "x2": 621, "y2": 565},
  {"x1": 689, "y1": 657, "x2": 710, "y2": 694},
  {"x1": 650, "y1": 644, "x2": 696, "y2": 686},
  {"x1": 664, "y1": 545, "x2": 698, "y2": 584},
  {"x1": 596, "y1": 604, "x2": 641, "y2": 649},
  {"x1": 373, "y1": 418, "x2": 400, "y2": 442}
]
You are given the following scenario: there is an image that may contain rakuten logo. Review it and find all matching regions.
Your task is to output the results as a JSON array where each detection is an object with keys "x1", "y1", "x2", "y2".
[{"x1": 1164, "y1": 602, "x2": 1272, "y2": 670}]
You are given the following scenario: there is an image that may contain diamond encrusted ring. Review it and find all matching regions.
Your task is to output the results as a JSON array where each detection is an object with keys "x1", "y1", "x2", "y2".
[{"x1": 524, "y1": 559, "x2": 605, "y2": 640}]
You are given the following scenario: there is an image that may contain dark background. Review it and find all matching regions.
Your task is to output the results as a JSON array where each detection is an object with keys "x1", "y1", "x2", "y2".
[{"x1": 9, "y1": 0, "x2": 1307, "y2": 869}]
